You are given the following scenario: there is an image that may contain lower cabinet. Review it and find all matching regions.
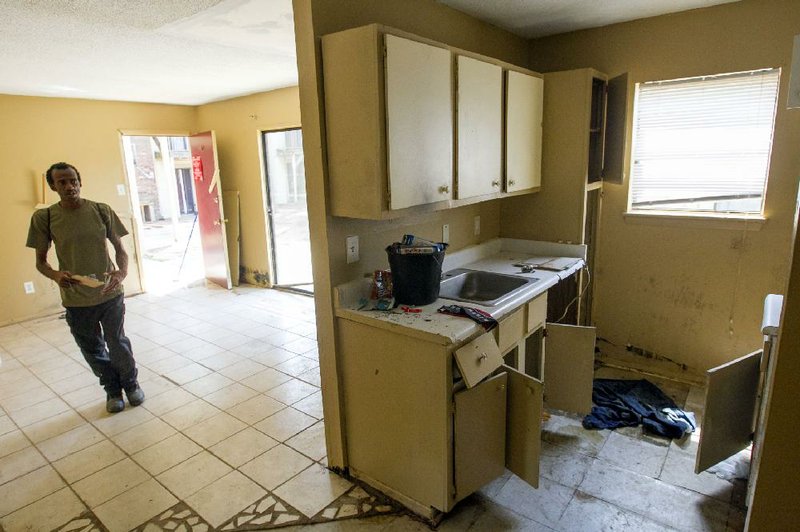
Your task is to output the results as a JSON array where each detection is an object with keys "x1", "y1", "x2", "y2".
[
  {"x1": 454, "y1": 366, "x2": 544, "y2": 503},
  {"x1": 336, "y1": 292, "x2": 594, "y2": 520}
]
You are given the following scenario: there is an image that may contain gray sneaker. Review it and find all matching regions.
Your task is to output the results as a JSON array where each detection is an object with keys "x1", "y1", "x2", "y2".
[
  {"x1": 125, "y1": 385, "x2": 145, "y2": 407},
  {"x1": 106, "y1": 394, "x2": 125, "y2": 413}
]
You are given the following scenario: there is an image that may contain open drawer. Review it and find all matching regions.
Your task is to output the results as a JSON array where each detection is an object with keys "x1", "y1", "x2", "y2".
[
  {"x1": 453, "y1": 365, "x2": 543, "y2": 502},
  {"x1": 454, "y1": 330, "x2": 504, "y2": 388}
]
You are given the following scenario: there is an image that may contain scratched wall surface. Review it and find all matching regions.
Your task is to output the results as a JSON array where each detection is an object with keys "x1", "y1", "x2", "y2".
[{"x1": 523, "y1": 0, "x2": 800, "y2": 370}]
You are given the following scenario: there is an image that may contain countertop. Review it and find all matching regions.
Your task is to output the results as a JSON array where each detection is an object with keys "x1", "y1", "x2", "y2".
[{"x1": 335, "y1": 238, "x2": 585, "y2": 346}]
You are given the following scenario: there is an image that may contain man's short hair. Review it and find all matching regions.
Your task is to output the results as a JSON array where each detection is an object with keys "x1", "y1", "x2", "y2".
[{"x1": 46, "y1": 162, "x2": 81, "y2": 187}]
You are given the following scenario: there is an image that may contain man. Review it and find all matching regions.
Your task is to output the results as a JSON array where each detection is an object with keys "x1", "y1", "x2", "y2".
[{"x1": 27, "y1": 162, "x2": 144, "y2": 413}]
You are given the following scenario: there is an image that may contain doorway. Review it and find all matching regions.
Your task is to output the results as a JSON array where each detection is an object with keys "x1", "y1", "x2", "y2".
[
  {"x1": 263, "y1": 128, "x2": 313, "y2": 293},
  {"x1": 121, "y1": 135, "x2": 204, "y2": 293}
]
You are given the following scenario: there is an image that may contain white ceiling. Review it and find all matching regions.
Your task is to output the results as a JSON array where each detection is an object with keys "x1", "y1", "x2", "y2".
[
  {"x1": 0, "y1": 0, "x2": 740, "y2": 106},
  {"x1": 438, "y1": 0, "x2": 740, "y2": 38},
  {"x1": 0, "y1": 0, "x2": 297, "y2": 105}
]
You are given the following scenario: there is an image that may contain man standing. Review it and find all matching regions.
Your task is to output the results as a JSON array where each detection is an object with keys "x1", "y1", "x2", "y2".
[{"x1": 27, "y1": 162, "x2": 144, "y2": 413}]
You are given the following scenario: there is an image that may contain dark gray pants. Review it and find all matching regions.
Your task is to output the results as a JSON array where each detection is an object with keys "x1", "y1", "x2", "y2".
[{"x1": 65, "y1": 295, "x2": 138, "y2": 395}]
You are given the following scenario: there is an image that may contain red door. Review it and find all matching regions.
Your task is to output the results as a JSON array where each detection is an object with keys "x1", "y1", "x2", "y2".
[{"x1": 190, "y1": 131, "x2": 232, "y2": 289}]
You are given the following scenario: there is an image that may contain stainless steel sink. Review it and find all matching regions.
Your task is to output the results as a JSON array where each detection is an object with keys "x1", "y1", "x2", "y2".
[{"x1": 439, "y1": 268, "x2": 538, "y2": 306}]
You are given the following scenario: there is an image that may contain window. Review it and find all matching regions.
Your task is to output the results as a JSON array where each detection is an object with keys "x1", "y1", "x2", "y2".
[{"x1": 629, "y1": 69, "x2": 780, "y2": 215}]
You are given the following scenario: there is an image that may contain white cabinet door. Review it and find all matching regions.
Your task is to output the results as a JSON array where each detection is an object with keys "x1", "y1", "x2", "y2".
[
  {"x1": 456, "y1": 55, "x2": 503, "y2": 199},
  {"x1": 543, "y1": 323, "x2": 595, "y2": 415},
  {"x1": 505, "y1": 365, "x2": 543, "y2": 489},
  {"x1": 695, "y1": 350, "x2": 761, "y2": 473},
  {"x1": 454, "y1": 372, "x2": 507, "y2": 502},
  {"x1": 506, "y1": 70, "x2": 543, "y2": 192},
  {"x1": 385, "y1": 34, "x2": 453, "y2": 210}
]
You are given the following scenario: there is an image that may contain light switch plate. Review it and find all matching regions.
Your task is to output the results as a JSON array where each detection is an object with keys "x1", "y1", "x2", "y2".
[
  {"x1": 116, "y1": 184, "x2": 127, "y2": 196},
  {"x1": 442, "y1": 224, "x2": 450, "y2": 244},
  {"x1": 346, "y1": 235, "x2": 359, "y2": 264},
  {"x1": 23, "y1": 281, "x2": 35, "y2": 294}
]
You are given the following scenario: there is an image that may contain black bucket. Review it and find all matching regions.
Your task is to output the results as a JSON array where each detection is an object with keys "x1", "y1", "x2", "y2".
[{"x1": 386, "y1": 245, "x2": 446, "y2": 306}]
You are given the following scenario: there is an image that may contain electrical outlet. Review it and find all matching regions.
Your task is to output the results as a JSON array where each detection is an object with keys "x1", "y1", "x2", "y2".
[
  {"x1": 346, "y1": 235, "x2": 359, "y2": 264},
  {"x1": 23, "y1": 281, "x2": 35, "y2": 294},
  {"x1": 442, "y1": 224, "x2": 450, "y2": 244},
  {"x1": 474, "y1": 216, "x2": 481, "y2": 236},
  {"x1": 116, "y1": 184, "x2": 127, "y2": 196}
]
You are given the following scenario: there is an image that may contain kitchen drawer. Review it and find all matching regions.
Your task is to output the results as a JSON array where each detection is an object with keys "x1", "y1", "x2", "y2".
[
  {"x1": 526, "y1": 293, "x2": 547, "y2": 333},
  {"x1": 454, "y1": 331, "x2": 503, "y2": 388},
  {"x1": 495, "y1": 307, "x2": 525, "y2": 354}
]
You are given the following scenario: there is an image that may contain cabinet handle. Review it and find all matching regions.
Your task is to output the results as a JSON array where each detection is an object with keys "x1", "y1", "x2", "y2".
[
  {"x1": 439, "y1": 185, "x2": 450, "y2": 194},
  {"x1": 491, "y1": 180, "x2": 500, "y2": 187},
  {"x1": 508, "y1": 179, "x2": 516, "y2": 187},
  {"x1": 478, "y1": 353, "x2": 487, "y2": 362}
]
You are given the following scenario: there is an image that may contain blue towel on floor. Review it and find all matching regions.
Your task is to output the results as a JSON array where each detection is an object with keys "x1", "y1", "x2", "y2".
[{"x1": 582, "y1": 379, "x2": 693, "y2": 439}]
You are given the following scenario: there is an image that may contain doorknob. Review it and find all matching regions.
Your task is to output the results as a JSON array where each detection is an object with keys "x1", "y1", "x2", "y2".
[{"x1": 213, "y1": 218, "x2": 228, "y2": 226}]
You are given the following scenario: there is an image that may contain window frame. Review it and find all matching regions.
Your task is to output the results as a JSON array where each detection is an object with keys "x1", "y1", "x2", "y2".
[{"x1": 626, "y1": 68, "x2": 781, "y2": 220}]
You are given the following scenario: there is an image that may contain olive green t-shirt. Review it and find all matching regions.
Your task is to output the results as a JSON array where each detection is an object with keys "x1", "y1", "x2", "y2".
[{"x1": 26, "y1": 200, "x2": 129, "y2": 308}]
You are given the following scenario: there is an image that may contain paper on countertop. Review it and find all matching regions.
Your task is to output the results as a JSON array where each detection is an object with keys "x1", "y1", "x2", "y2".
[
  {"x1": 519, "y1": 257, "x2": 581, "y2": 271},
  {"x1": 71, "y1": 275, "x2": 105, "y2": 288},
  {"x1": 538, "y1": 257, "x2": 582, "y2": 271}
]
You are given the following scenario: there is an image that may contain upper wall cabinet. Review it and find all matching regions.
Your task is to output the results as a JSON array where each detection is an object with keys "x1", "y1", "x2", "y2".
[
  {"x1": 506, "y1": 70, "x2": 544, "y2": 193},
  {"x1": 322, "y1": 25, "x2": 452, "y2": 219},
  {"x1": 456, "y1": 55, "x2": 503, "y2": 200},
  {"x1": 385, "y1": 35, "x2": 453, "y2": 210},
  {"x1": 322, "y1": 24, "x2": 544, "y2": 220}
]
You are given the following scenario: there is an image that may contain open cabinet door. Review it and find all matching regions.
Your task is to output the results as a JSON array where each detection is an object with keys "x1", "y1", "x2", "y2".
[
  {"x1": 602, "y1": 73, "x2": 629, "y2": 185},
  {"x1": 543, "y1": 323, "x2": 595, "y2": 415},
  {"x1": 454, "y1": 372, "x2": 507, "y2": 502},
  {"x1": 504, "y1": 365, "x2": 543, "y2": 489},
  {"x1": 695, "y1": 350, "x2": 761, "y2": 473},
  {"x1": 190, "y1": 131, "x2": 232, "y2": 289}
]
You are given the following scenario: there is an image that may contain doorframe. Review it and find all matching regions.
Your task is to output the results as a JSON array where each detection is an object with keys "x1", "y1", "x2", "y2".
[
  {"x1": 259, "y1": 125, "x2": 312, "y2": 293},
  {"x1": 117, "y1": 129, "x2": 192, "y2": 295}
]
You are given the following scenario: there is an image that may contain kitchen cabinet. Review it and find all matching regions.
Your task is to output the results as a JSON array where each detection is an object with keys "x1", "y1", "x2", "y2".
[
  {"x1": 695, "y1": 294, "x2": 784, "y2": 507},
  {"x1": 506, "y1": 70, "x2": 544, "y2": 192},
  {"x1": 322, "y1": 24, "x2": 544, "y2": 219},
  {"x1": 502, "y1": 68, "x2": 629, "y2": 325},
  {"x1": 456, "y1": 55, "x2": 503, "y2": 199},
  {"x1": 385, "y1": 35, "x2": 453, "y2": 210},
  {"x1": 336, "y1": 282, "x2": 594, "y2": 521},
  {"x1": 322, "y1": 26, "x2": 452, "y2": 219}
]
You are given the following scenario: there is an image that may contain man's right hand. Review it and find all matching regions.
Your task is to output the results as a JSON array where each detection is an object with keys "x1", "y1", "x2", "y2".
[{"x1": 52, "y1": 271, "x2": 79, "y2": 288}]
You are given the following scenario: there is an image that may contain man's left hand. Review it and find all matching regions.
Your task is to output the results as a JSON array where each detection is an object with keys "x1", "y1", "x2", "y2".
[{"x1": 102, "y1": 270, "x2": 127, "y2": 294}]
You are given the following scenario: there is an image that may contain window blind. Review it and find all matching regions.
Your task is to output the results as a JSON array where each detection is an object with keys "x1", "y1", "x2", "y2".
[{"x1": 630, "y1": 68, "x2": 780, "y2": 214}]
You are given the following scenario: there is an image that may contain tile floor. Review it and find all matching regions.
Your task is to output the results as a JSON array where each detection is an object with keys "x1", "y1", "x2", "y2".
[
  {"x1": 0, "y1": 285, "x2": 397, "y2": 532},
  {"x1": 0, "y1": 285, "x2": 747, "y2": 531}
]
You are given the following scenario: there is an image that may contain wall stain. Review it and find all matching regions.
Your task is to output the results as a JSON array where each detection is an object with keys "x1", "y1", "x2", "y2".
[
  {"x1": 622, "y1": 342, "x2": 689, "y2": 372},
  {"x1": 240, "y1": 266, "x2": 271, "y2": 287}
]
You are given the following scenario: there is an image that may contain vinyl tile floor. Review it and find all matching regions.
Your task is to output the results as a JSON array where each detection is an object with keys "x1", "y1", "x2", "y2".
[{"x1": 0, "y1": 285, "x2": 747, "y2": 531}]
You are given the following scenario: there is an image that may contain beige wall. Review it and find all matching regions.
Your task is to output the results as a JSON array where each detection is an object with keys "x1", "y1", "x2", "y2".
[
  {"x1": 196, "y1": 88, "x2": 302, "y2": 285},
  {"x1": 516, "y1": 0, "x2": 800, "y2": 370},
  {"x1": 1, "y1": 94, "x2": 196, "y2": 325},
  {"x1": 2, "y1": 87, "x2": 300, "y2": 325},
  {"x1": 748, "y1": 195, "x2": 800, "y2": 529}
]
